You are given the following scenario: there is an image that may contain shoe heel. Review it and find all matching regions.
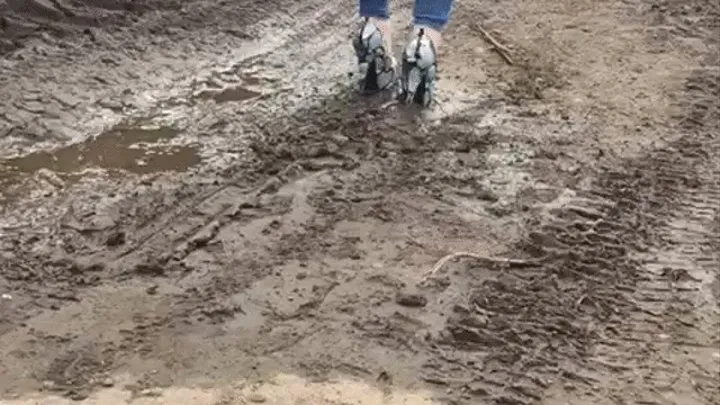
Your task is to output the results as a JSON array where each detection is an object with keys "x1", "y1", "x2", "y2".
[{"x1": 362, "y1": 59, "x2": 380, "y2": 92}]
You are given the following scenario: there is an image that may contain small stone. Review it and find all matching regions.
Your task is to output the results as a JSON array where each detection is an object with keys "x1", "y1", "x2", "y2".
[
  {"x1": 496, "y1": 82, "x2": 511, "y2": 93},
  {"x1": 67, "y1": 390, "x2": 89, "y2": 401},
  {"x1": 88, "y1": 214, "x2": 116, "y2": 231},
  {"x1": 106, "y1": 231, "x2": 126, "y2": 247},
  {"x1": 97, "y1": 98, "x2": 123, "y2": 110},
  {"x1": 134, "y1": 262, "x2": 164, "y2": 276},
  {"x1": 140, "y1": 388, "x2": 162, "y2": 397},
  {"x1": 42, "y1": 380, "x2": 55, "y2": 390},
  {"x1": 206, "y1": 77, "x2": 224, "y2": 88},
  {"x1": 476, "y1": 188, "x2": 499, "y2": 202},
  {"x1": 189, "y1": 221, "x2": 219, "y2": 247},
  {"x1": 395, "y1": 291, "x2": 427, "y2": 308},
  {"x1": 37, "y1": 168, "x2": 65, "y2": 188},
  {"x1": 100, "y1": 378, "x2": 114, "y2": 387},
  {"x1": 248, "y1": 393, "x2": 267, "y2": 403},
  {"x1": 330, "y1": 134, "x2": 349, "y2": 145},
  {"x1": 377, "y1": 370, "x2": 391, "y2": 383},
  {"x1": 146, "y1": 284, "x2": 159, "y2": 295}
]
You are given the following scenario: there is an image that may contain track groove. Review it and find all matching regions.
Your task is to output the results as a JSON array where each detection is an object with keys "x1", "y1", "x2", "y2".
[{"x1": 425, "y1": 71, "x2": 719, "y2": 402}]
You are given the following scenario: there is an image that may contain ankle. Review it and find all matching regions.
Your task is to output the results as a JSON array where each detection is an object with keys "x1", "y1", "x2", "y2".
[
  {"x1": 368, "y1": 17, "x2": 390, "y2": 36},
  {"x1": 414, "y1": 25, "x2": 442, "y2": 49},
  {"x1": 366, "y1": 17, "x2": 392, "y2": 51}
]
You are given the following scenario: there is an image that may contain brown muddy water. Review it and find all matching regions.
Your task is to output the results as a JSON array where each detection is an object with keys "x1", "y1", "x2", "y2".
[
  {"x1": 0, "y1": 123, "x2": 200, "y2": 198},
  {"x1": 195, "y1": 85, "x2": 262, "y2": 103}
]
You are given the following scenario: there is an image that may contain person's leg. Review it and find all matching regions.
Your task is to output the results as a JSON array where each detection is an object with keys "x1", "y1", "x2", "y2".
[
  {"x1": 398, "y1": 0, "x2": 454, "y2": 106},
  {"x1": 353, "y1": 0, "x2": 395, "y2": 92},
  {"x1": 412, "y1": 0, "x2": 454, "y2": 47},
  {"x1": 359, "y1": 0, "x2": 390, "y2": 45},
  {"x1": 359, "y1": 0, "x2": 389, "y2": 22}
]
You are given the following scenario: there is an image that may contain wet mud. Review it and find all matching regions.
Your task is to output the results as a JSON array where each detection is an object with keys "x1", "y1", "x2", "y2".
[
  {"x1": 5, "y1": 124, "x2": 196, "y2": 174},
  {"x1": 195, "y1": 86, "x2": 261, "y2": 104},
  {"x1": 1, "y1": 0, "x2": 718, "y2": 404},
  {"x1": 0, "y1": 0, "x2": 178, "y2": 55},
  {"x1": 0, "y1": 123, "x2": 199, "y2": 205}
]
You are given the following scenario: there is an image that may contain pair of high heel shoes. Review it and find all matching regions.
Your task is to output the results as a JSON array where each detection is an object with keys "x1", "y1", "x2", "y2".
[{"x1": 352, "y1": 18, "x2": 438, "y2": 107}]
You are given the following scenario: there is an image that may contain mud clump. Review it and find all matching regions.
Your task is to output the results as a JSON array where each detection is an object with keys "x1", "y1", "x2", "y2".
[{"x1": 395, "y1": 291, "x2": 428, "y2": 308}]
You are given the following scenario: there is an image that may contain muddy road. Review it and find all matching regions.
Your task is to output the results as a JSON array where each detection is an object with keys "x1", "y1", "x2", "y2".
[{"x1": 1, "y1": 0, "x2": 719, "y2": 404}]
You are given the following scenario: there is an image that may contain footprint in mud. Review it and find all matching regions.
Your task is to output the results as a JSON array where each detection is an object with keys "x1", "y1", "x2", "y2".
[{"x1": 0, "y1": 123, "x2": 200, "y2": 197}]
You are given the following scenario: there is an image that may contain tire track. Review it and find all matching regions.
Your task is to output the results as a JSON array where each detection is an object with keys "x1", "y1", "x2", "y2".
[
  {"x1": 599, "y1": 144, "x2": 720, "y2": 405},
  {"x1": 583, "y1": 64, "x2": 720, "y2": 405},
  {"x1": 422, "y1": 72, "x2": 720, "y2": 404}
]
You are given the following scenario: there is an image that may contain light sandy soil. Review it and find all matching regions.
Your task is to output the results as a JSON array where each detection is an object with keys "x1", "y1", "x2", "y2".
[{"x1": 0, "y1": 0, "x2": 718, "y2": 404}]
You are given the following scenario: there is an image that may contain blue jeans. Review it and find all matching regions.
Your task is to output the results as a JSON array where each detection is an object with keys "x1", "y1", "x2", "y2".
[{"x1": 359, "y1": 0, "x2": 454, "y2": 31}]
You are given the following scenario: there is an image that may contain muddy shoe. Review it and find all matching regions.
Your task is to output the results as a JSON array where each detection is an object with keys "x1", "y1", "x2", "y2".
[
  {"x1": 352, "y1": 18, "x2": 396, "y2": 94},
  {"x1": 397, "y1": 29, "x2": 438, "y2": 107}
]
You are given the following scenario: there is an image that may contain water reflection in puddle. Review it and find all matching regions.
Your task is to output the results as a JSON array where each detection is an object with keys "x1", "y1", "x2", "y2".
[{"x1": 0, "y1": 123, "x2": 200, "y2": 199}]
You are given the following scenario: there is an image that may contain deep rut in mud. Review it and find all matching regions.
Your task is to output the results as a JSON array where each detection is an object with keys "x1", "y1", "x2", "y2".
[
  {"x1": 436, "y1": 124, "x2": 720, "y2": 404},
  {"x1": 1, "y1": 0, "x2": 719, "y2": 404}
]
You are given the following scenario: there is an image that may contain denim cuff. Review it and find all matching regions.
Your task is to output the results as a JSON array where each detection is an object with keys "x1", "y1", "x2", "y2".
[
  {"x1": 359, "y1": 5, "x2": 390, "y2": 20},
  {"x1": 413, "y1": 15, "x2": 449, "y2": 32}
]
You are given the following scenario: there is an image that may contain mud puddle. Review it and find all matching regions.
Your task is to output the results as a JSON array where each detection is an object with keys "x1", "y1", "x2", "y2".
[
  {"x1": 198, "y1": 85, "x2": 262, "y2": 103},
  {"x1": 194, "y1": 72, "x2": 263, "y2": 103},
  {"x1": 0, "y1": 123, "x2": 200, "y2": 193}
]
